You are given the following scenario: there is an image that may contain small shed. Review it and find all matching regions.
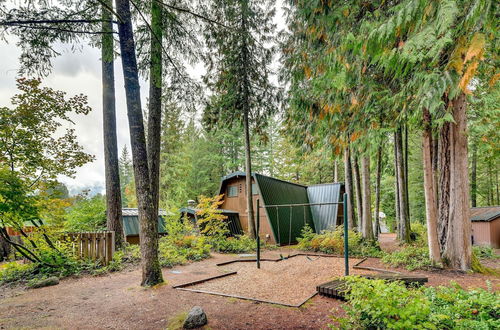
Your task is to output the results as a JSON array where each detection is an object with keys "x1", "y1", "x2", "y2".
[
  {"x1": 179, "y1": 207, "x2": 244, "y2": 236},
  {"x1": 121, "y1": 208, "x2": 168, "y2": 244},
  {"x1": 471, "y1": 206, "x2": 500, "y2": 248}
]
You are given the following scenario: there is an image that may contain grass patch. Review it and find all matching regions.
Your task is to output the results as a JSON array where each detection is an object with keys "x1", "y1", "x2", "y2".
[{"x1": 166, "y1": 311, "x2": 188, "y2": 330}]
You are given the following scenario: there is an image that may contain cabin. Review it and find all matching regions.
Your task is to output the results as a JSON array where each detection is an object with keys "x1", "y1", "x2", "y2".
[
  {"x1": 121, "y1": 208, "x2": 168, "y2": 244},
  {"x1": 471, "y1": 206, "x2": 500, "y2": 248},
  {"x1": 216, "y1": 171, "x2": 345, "y2": 245}
]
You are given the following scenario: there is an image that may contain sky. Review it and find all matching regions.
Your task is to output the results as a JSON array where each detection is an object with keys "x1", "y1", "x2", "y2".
[{"x1": 0, "y1": 2, "x2": 286, "y2": 196}]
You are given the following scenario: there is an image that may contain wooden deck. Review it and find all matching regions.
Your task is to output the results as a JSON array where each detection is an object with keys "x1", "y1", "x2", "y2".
[{"x1": 317, "y1": 274, "x2": 428, "y2": 299}]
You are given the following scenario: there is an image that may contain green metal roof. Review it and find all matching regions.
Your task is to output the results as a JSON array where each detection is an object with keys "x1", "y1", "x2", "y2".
[
  {"x1": 254, "y1": 173, "x2": 315, "y2": 244},
  {"x1": 122, "y1": 215, "x2": 167, "y2": 236}
]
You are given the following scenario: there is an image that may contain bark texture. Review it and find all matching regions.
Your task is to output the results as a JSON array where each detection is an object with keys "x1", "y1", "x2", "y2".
[
  {"x1": 471, "y1": 144, "x2": 477, "y2": 207},
  {"x1": 344, "y1": 146, "x2": 355, "y2": 229},
  {"x1": 361, "y1": 156, "x2": 374, "y2": 240},
  {"x1": 352, "y1": 155, "x2": 363, "y2": 230},
  {"x1": 422, "y1": 108, "x2": 441, "y2": 264},
  {"x1": 439, "y1": 93, "x2": 471, "y2": 270},
  {"x1": 147, "y1": 0, "x2": 163, "y2": 219},
  {"x1": 374, "y1": 146, "x2": 382, "y2": 238},
  {"x1": 102, "y1": 0, "x2": 124, "y2": 249},
  {"x1": 395, "y1": 128, "x2": 411, "y2": 243},
  {"x1": 241, "y1": 0, "x2": 255, "y2": 238},
  {"x1": 115, "y1": 0, "x2": 163, "y2": 286}
]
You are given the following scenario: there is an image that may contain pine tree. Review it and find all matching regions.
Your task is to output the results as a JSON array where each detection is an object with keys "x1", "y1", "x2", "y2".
[{"x1": 202, "y1": 0, "x2": 279, "y2": 238}]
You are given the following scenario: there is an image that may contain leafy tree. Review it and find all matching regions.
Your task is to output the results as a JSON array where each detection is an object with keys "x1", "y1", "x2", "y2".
[
  {"x1": 119, "y1": 146, "x2": 134, "y2": 206},
  {"x1": 65, "y1": 193, "x2": 107, "y2": 232},
  {"x1": 0, "y1": 78, "x2": 93, "y2": 185}
]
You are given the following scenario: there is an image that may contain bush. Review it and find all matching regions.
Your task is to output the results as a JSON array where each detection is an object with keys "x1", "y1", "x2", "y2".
[
  {"x1": 158, "y1": 234, "x2": 211, "y2": 268},
  {"x1": 332, "y1": 277, "x2": 500, "y2": 329},
  {"x1": 297, "y1": 225, "x2": 382, "y2": 257},
  {"x1": 473, "y1": 246, "x2": 500, "y2": 259},
  {"x1": 210, "y1": 235, "x2": 257, "y2": 253},
  {"x1": 382, "y1": 245, "x2": 433, "y2": 271},
  {"x1": 0, "y1": 262, "x2": 37, "y2": 284}
]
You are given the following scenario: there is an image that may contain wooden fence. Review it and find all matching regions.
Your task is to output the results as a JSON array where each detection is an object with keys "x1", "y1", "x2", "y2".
[{"x1": 67, "y1": 231, "x2": 115, "y2": 265}]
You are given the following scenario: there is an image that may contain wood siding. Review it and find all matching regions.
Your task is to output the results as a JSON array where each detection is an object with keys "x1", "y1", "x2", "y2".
[{"x1": 220, "y1": 177, "x2": 276, "y2": 244}]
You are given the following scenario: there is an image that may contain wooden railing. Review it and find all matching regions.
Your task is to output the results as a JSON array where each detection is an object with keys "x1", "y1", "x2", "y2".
[{"x1": 66, "y1": 231, "x2": 115, "y2": 265}]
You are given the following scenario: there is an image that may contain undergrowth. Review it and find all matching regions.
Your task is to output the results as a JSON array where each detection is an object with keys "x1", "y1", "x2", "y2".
[
  {"x1": 296, "y1": 225, "x2": 383, "y2": 257},
  {"x1": 331, "y1": 276, "x2": 500, "y2": 329}
]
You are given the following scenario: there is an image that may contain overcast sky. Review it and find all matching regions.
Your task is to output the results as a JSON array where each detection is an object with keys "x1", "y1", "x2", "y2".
[{"x1": 0, "y1": 2, "x2": 286, "y2": 196}]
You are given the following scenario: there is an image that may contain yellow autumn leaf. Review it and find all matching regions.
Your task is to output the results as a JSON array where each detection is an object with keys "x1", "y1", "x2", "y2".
[
  {"x1": 304, "y1": 66, "x2": 312, "y2": 79},
  {"x1": 343, "y1": 8, "x2": 349, "y2": 17},
  {"x1": 464, "y1": 33, "x2": 485, "y2": 64},
  {"x1": 459, "y1": 60, "x2": 479, "y2": 94},
  {"x1": 488, "y1": 73, "x2": 500, "y2": 87},
  {"x1": 448, "y1": 37, "x2": 467, "y2": 74}
]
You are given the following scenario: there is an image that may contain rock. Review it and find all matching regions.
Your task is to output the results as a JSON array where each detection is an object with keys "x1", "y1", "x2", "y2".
[
  {"x1": 29, "y1": 277, "x2": 59, "y2": 289},
  {"x1": 183, "y1": 306, "x2": 207, "y2": 329}
]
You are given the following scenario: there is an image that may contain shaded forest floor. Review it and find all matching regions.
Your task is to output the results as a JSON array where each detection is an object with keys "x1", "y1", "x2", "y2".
[{"x1": 1, "y1": 239, "x2": 499, "y2": 330}]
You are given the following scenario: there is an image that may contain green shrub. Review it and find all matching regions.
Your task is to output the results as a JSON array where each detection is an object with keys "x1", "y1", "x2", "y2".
[
  {"x1": 210, "y1": 235, "x2": 257, "y2": 253},
  {"x1": 411, "y1": 222, "x2": 428, "y2": 247},
  {"x1": 158, "y1": 235, "x2": 211, "y2": 268},
  {"x1": 297, "y1": 225, "x2": 382, "y2": 257},
  {"x1": 382, "y1": 245, "x2": 433, "y2": 271},
  {"x1": 0, "y1": 262, "x2": 37, "y2": 284},
  {"x1": 332, "y1": 277, "x2": 500, "y2": 329},
  {"x1": 473, "y1": 246, "x2": 500, "y2": 259}
]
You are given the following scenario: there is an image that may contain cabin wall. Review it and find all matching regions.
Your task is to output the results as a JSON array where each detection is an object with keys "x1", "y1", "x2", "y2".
[
  {"x1": 220, "y1": 177, "x2": 276, "y2": 244},
  {"x1": 472, "y1": 221, "x2": 491, "y2": 247},
  {"x1": 490, "y1": 218, "x2": 500, "y2": 248}
]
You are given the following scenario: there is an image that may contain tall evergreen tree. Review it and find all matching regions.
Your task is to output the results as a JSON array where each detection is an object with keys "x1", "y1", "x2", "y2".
[{"x1": 202, "y1": 0, "x2": 279, "y2": 238}]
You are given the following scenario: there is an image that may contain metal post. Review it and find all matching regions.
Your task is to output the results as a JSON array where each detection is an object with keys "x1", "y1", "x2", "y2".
[
  {"x1": 256, "y1": 199, "x2": 260, "y2": 269},
  {"x1": 343, "y1": 193, "x2": 349, "y2": 276}
]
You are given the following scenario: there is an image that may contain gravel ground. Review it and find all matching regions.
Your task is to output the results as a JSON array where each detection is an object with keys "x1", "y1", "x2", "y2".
[{"x1": 190, "y1": 255, "x2": 374, "y2": 306}]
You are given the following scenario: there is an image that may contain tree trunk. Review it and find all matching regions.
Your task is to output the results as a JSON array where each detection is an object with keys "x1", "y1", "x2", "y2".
[
  {"x1": 438, "y1": 122, "x2": 451, "y2": 251},
  {"x1": 102, "y1": 0, "x2": 125, "y2": 249},
  {"x1": 395, "y1": 128, "x2": 411, "y2": 243},
  {"x1": 352, "y1": 154, "x2": 363, "y2": 230},
  {"x1": 147, "y1": 0, "x2": 163, "y2": 220},
  {"x1": 439, "y1": 93, "x2": 471, "y2": 270},
  {"x1": 361, "y1": 155, "x2": 374, "y2": 240},
  {"x1": 471, "y1": 143, "x2": 477, "y2": 207},
  {"x1": 344, "y1": 146, "x2": 355, "y2": 229},
  {"x1": 374, "y1": 146, "x2": 382, "y2": 238},
  {"x1": 394, "y1": 135, "x2": 400, "y2": 234},
  {"x1": 115, "y1": 0, "x2": 163, "y2": 286},
  {"x1": 241, "y1": 0, "x2": 255, "y2": 239},
  {"x1": 422, "y1": 108, "x2": 441, "y2": 264},
  {"x1": 404, "y1": 122, "x2": 410, "y2": 220}
]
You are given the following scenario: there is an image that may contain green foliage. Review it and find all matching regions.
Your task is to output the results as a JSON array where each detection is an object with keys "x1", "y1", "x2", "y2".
[
  {"x1": 64, "y1": 193, "x2": 106, "y2": 232},
  {"x1": 0, "y1": 262, "x2": 37, "y2": 284},
  {"x1": 210, "y1": 235, "x2": 257, "y2": 254},
  {"x1": 0, "y1": 78, "x2": 93, "y2": 184},
  {"x1": 382, "y1": 246, "x2": 433, "y2": 271},
  {"x1": 297, "y1": 225, "x2": 382, "y2": 257},
  {"x1": 196, "y1": 195, "x2": 229, "y2": 238},
  {"x1": 158, "y1": 235, "x2": 211, "y2": 268},
  {"x1": 332, "y1": 277, "x2": 500, "y2": 329},
  {"x1": 473, "y1": 246, "x2": 500, "y2": 260}
]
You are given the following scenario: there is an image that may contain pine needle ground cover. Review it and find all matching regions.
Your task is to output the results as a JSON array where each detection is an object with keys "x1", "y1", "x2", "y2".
[{"x1": 183, "y1": 255, "x2": 373, "y2": 306}]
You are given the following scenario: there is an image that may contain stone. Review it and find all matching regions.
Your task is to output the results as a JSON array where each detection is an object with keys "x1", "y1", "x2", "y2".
[
  {"x1": 183, "y1": 306, "x2": 207, "y2": 329},
  {"x1": 29, "y1": 276, "x2": 59, "y2": 289}
]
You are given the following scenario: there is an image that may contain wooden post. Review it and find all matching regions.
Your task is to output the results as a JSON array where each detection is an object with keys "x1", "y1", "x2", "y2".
[
  {"x1": 89, "y1": 233, "x2": 96, "y2": 261},
  {"x1": 81, "y1": 234, "x2": 88, "y2": 260},
  {"x1": 256, "y1": 199, "x2": 260, "y2": 269}
]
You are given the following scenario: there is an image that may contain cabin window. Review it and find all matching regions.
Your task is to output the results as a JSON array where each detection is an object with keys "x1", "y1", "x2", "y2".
[
  {"x1": 252, "y1": 183, "x2": 258, "y2": 195},
  {"x1": 228, "y1": 185, "x2": 238, "y2": 197}
]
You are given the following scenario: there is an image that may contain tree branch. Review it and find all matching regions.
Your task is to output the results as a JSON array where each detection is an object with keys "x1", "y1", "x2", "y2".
[
  {"x1": 154, "y1": 0, "x2": 229, "y2": 29},
  {"x1": 4, "y1": 24, "x2": 117, "y2": 35},
  {"x1": 0, "y1": 19, "x2": 114, "y2": 26}
]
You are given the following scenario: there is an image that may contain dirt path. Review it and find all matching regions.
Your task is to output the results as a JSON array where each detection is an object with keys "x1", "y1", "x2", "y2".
[{"x1": 1, "y1": 250, "x2": 498, "y2": 329}]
